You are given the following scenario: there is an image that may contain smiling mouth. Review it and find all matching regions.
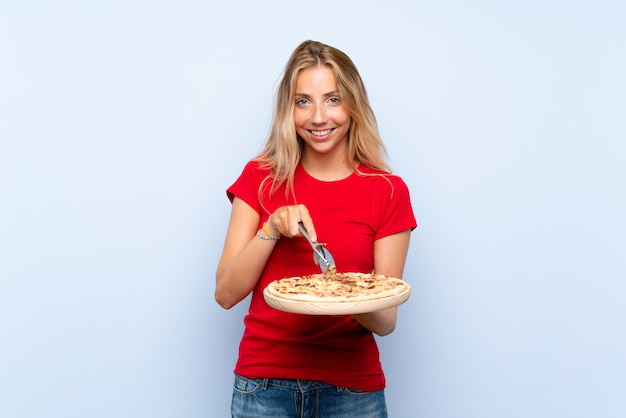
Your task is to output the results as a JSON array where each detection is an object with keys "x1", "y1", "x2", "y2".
[{"x1": 309, "y1": 128, "x2": 333, "y2": 136}]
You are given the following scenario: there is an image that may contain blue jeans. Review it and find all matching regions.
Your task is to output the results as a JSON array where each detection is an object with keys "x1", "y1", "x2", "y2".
[{"x1": 231, "y1": 374, "x2": 388, "y2": 418}]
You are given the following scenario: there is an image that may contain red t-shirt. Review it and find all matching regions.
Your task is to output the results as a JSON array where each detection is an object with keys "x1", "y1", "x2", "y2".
[{"x1": 226, "y1": 161, "x2": 417, "y2": 391}]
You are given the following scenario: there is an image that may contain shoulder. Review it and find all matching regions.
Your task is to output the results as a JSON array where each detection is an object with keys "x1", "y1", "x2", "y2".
[
  {"x1": 227, "y1": 159, "x2": 273, "y2": 204},
  {"x1": 356, "y1": 165, "x2": 410, "y2": 190},
  {"x1": 242, "y1": 159, "x2": 272, "y2": 177},
  {"x1": 234, "y1": 159, "x2": 275, "y2": 186}
]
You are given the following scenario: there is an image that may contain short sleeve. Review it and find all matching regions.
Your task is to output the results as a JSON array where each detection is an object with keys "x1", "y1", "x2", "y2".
[
  {"x1": 226, "y1": 161, "x2": 268, "y2": 214},
  {"x1": 374, "y1": 175, "x2": 417, "y2": 240}
]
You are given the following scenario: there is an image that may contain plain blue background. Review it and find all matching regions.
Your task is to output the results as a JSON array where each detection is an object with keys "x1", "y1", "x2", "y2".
[{"x1": 1, "y1": 1, "x2": 624, "y2": 417}]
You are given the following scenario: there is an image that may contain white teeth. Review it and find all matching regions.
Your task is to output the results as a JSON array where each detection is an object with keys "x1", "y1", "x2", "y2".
[{"x1": 311, "y1": 129, "x2": 332, "y2": 136}]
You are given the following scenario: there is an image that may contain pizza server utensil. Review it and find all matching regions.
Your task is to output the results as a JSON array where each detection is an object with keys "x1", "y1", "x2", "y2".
[{"x1": 298, "y1": 221, "x2": 336, "y2": 274}]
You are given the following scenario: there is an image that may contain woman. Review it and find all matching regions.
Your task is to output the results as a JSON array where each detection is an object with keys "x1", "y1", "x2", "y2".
[{"x1": 216, "y1": 40, "x2": 417, "y2": 417}]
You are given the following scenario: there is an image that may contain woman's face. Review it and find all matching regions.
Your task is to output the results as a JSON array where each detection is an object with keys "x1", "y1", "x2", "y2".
[{"x1": 293, "y1": 65, "x2": 351, "y2": 158}]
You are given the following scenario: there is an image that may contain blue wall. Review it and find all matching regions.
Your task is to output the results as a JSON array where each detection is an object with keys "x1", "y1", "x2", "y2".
[{"x1": 1, "y1": 1, "x2": 624, "y2": 417}]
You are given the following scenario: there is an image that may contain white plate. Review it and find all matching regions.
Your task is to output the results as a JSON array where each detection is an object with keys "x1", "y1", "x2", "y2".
[{"x1": 263, "y1": 286, "x2": 411, "y2": 315}]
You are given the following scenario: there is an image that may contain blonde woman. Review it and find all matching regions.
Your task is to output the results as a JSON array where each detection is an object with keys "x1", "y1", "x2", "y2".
[{"x1": 216, "y1": 40, "x2": 417, "y2": 417}]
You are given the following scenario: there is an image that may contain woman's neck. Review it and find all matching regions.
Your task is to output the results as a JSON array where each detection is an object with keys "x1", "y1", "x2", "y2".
[{"x1": 301, "y1": 149, "x2": 354, "y2": 181}]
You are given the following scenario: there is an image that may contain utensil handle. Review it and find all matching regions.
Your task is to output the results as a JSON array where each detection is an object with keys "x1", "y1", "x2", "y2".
[{"x1": 298, "y1": 222, "x2": 313, "y2": 244}]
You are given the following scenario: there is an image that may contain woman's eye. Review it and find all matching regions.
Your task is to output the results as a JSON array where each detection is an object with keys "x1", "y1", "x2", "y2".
[
  {"x1": 296, "y1": 98, "x2": 309, "y2": 105},
  {"x1": 328, "y1": 97, "x2": 340, "y2": 104}
]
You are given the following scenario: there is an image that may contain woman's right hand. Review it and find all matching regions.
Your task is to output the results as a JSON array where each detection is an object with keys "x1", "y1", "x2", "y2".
[
  {"x1": 215, "y1": 200, "x2": 317, "y2": 309},
  {"x1": 266, "y1": 204, "x2": 317, "y2": 241}
]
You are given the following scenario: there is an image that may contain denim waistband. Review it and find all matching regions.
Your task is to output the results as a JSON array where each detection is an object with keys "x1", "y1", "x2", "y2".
[{"x1": 238, "y1": 375, "x2": 335, "y2": 392}]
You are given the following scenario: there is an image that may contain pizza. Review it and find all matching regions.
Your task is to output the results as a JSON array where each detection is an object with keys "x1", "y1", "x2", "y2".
[{"x1": 264, "y1": 272, "x2": 410, "y2": 303}]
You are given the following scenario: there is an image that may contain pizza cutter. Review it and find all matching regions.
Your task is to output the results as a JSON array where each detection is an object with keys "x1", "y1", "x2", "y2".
[{"x1": 298, "y1": 221, "x2": 336, "y2": 274}]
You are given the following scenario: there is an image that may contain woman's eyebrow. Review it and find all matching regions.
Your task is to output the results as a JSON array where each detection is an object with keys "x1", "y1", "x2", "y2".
[{"x1": 294, "y1": 90, "x2": 340, "y2": 97}]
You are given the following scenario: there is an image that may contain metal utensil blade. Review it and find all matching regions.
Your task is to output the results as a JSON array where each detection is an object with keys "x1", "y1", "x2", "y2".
[{"x1": 298, "y1": 222, "x2": 336, "y2": 274}]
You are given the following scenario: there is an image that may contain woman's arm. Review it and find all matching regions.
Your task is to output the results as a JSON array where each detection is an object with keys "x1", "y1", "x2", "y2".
[
  {"x1": 352, "y1": 230, "x2": 411, "y2": 336},
  {"x1": 215, "y1": 198, "x2": 315, "y2": 309},
  {"x1": 215, "y1": 198, "x2": 275, "y2": 309}
]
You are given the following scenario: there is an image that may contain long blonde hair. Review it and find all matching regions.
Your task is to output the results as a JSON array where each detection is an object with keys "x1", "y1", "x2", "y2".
[{"x1": 255, "y1": 40, "x2": 390, "y2": 198}]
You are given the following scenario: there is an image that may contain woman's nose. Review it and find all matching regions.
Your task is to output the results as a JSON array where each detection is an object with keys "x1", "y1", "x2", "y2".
[{"x1": 311, "y1": 105, "x2": 327, "y2": 124}]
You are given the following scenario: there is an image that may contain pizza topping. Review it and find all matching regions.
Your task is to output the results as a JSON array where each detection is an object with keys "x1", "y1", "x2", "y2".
[
  {"x1": 265, "y1": 272, "x2": 409, "y2": 303},
  {"x1": 324, "y1": 264, "x2": 337, "y2": 278}
]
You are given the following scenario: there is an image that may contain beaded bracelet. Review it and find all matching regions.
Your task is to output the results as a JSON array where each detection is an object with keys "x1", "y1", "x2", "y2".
[{"x1": 257, "y1": 222, "x2": 280, "y2": 240}]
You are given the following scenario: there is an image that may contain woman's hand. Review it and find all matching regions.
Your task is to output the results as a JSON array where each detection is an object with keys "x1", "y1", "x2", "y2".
[{"x1": 267, "y1": 204, "x2": 317, "y2": 241}]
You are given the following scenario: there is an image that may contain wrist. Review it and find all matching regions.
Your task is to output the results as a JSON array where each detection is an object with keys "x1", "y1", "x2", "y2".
[
  {"x1": 257, "y1": 221, "x2": 280, "y2": 240},
  {"x1": 265, "y1": 216, "x2": 280, "y2": 237}
]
